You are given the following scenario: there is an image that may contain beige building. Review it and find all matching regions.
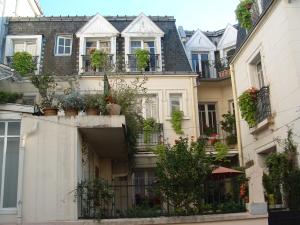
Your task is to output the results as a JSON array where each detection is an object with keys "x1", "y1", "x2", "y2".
[{"x1": 230, "y1": 0, "x2": 300, "y2": 215}]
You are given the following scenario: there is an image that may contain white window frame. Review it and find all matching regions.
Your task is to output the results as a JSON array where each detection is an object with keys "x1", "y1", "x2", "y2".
[
  {"x1": 166, "y1": 90, "x2": 188, "y2": 118},
  {"x1": 130, "y1": 39, "x2": 156, "y2": 54},
  {"x1": 142, "y1": 93, "x2": 159, "y2": 122},
  {"x1": 0, "y1": 120, "x2": 20, "y2": 210},
  {"x1": 12, "y1": 40, "x2": 37, "y2": 55},
  {"x1": 85, "y1": 39, "x2": 111, "y2": 55},
  {"x1": 55, "y1": 35, "x2": 73, "y2": 56},
  {"x1": 5, "y1": 35, "x2": 42, "y2": 75},
  {"x1": 198, "y1": 103, "x2": 218, "y2": 134}
]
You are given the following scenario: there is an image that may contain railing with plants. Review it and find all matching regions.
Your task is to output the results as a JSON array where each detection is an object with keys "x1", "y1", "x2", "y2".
[
  {"x1": 127, "y1": 54, "x2": 160, "y2": 72},
  {"x1": 238, "y1": 86, "x2": 271, "y2": 128},
  {"x1": 82, "y1": 54, "x2": 114, "y2": 73},
  {"x1": 136, "y1": 120, "x2": 163, "y2": 151},
  {"x1": 0, "y1": 91, "x2": 23, "y2": 104},
  {"x1": 7, "y1": 53, "x2": 38, "y2": 76},
  {"x1": 76, "y1": 178, "x2": 246, "y2": 219}
]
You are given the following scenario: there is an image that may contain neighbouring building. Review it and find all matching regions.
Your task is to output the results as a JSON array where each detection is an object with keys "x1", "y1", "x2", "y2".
[
  {"x1": 179, "y1": 24, "x2": 240, "y2": 165},
  {"x1": 230, "y1": 0, "x2": 300, "y2": 216},
  {"x1": 0, "y1": 13, "x2": 201, "y2": 223},
  {"x1": 0, "y1": 0, "x2": 43, "y2": 63}
]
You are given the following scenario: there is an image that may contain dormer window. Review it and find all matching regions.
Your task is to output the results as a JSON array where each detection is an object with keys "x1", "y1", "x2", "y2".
[
  {"x1": 55, "y1": 35, "x2": 72, "y2": 56},
  {"x1": 85, "y1": 40, "x2": 111, "y2": 55}
]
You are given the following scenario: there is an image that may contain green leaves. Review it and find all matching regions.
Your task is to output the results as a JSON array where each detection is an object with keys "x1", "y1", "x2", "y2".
[
  {"x1": 12, "y1": 51, "x2": 35, "y2": 76},
  {"x1": 0, "y1": 91, "x2": 23, "y2": 104},
  {"x1": 135, "y1": 49, "x2": 150, "y2": 72},
  {"x1": 220, "y1": 112, "x2": 237, "y2": 145},
  {"x1": 235, "y1": 0, "x2": 254, "y2": 30},
  {"x1": 238, "y1": 89, "x2": 257, "y2": 127},
  {"x1": 91, "y1": 50, "x2": 110, "y2": 71},
  {"x1": 143, "y1": 118, "x2": 159, "y2": 144},
  {"x1": 171, "y1": 110, "x2": 184, "y2": 135}
]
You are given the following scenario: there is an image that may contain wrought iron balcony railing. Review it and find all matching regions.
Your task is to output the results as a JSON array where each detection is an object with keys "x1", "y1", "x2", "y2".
[
  {"x1": 256, "y1": 86, "x2": 271, "y2": 123},
  {"x1": 127, "y1": 54, "x2": 160, "y2": 72},
  {"x1": 192, "y1": 57, "x2": 231, "y2": 80},
  {"x1": 136, "y1": 123, "x2": 163, "y2": 151},
  {"x1": 82, "y1": 54, "x2": 114, "y2": 73},
  {"x1": 6, "y1": 55, "x2": 39, "y2": 72}
]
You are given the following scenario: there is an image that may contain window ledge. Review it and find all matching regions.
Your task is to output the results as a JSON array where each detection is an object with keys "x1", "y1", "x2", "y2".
[
  {"x1": 0, "y1": 208, "x2": 17, "y2": 215},
  {"x1": 250, "y1": 115, "x2": 274, "y2": 135}
]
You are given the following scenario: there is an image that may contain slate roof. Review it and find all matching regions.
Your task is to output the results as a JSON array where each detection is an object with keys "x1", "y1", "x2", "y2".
[{"x1": 7, "y1": 15, "x2": 192, "y2": 75}]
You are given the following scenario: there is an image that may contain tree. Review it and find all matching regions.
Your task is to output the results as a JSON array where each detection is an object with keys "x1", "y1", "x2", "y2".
[{"x1": 154, "y1": 137, "x2": 212, "y2": 213}]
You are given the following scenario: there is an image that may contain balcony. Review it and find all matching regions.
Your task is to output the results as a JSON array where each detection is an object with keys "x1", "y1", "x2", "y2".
[
  {"x1": 193, "y1": 57, "x2": 231, "y2": 80},
  {"x1": 136, "y1": 123, "x2": 163, "y2": 152},
  {"x1": 6, "y1": 55, "x2": 39, "y2": 74},
  {"x1": 127, "y1": 54, "x2": 160, "y2": 72},
  {"x1": 256, "y1": 86, "x2": 271, "y2": 124},
  {"x1": 81, "y1": 54, "x2": 114, "y2": 73}
]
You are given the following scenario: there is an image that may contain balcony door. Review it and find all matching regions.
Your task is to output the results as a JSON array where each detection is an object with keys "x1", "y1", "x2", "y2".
[
  {"x1": 13, "y1": 40, "x2": 37, "y2": 55},
  {"x1": 198, "y1": 103, "x2": 218, "y2": 136},
  {"x1": 192, "y1": 52, "x2": 210, "y2": 78}
]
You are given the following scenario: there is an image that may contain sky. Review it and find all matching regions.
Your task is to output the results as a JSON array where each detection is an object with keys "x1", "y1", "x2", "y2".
[{"x1": 39, "y1": 0, "x2": 240, "y2": 31}]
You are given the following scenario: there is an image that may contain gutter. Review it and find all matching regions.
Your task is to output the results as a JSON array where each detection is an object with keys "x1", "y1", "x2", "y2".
[{"x1": 17, "y1": 120, "x2": 39, "y2": 225}]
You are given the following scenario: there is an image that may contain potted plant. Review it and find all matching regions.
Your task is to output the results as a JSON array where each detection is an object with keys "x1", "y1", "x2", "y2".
[
  {"x1": 238, "y1": 87, "x2": 258, "y2": 127},
  {"x1": 12, "y1": 51, "x2": 36, "y2": 76},
  {"x1": 30, "y1": 74, "x2": 58, "y2": 116},
  {"x1": 59, "y1": 90, "x2": 84, "y2": 117},
  {"x1": 135, "y1": 49, "x2": 150, "y2": 72},
  {"x1": 105, "y1": 95, "x2": 121, "y2": 115},
  {"x1": 143, "y1": 118, "x2": 159, "y2": 144},
  {"x1": 91, "y1": 50, "x2": 110, "y2": 72},
  {"x1": 84, "y1": 93, "x2": 104, "y2": 115},
  {"x1": 235, "y1": 0, "x2": 254, "y2": 30},
  {"x1": 220, "y1": 112, "x2": 237, "y2": 146}
]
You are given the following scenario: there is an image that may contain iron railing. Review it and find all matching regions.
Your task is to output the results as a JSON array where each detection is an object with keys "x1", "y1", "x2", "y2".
[
  {"x1": 127, "y1": 54, "x2": 160, "y2": 72},
  {"x1": 256, "y1": 86, "x2": 271, "y2": 123},
  {"x1": 192, "y1": 57, "x2": 231, "y2": 80},
  {"x1": 77, "y1": 178, "x2": 246, "y2": 219},
  {"x1": 82, "y1": 54, "x2": 114, "y2": 72},
  {"x1": 136, "y1": 123, "x2": 163, "y2": 152},
  {"x1": 6, "y1": 55, "x2": 39, "y2": 71}
]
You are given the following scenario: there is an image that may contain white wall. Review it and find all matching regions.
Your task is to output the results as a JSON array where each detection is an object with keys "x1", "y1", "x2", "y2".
[{"x1": 231, "y1": 0, "x2": 300, "y2": 209}]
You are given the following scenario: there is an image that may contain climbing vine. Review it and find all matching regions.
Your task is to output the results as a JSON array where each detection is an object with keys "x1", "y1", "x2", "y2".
[
  {"x1": 171, "y1": 110, "x2": 184, "y2": 135},
  {"x1": 238, "y1": 87, "x2": 257, "y2": 127}
]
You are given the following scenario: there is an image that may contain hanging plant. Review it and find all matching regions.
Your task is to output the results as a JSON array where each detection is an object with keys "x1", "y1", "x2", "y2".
[
  {"x1": 12, "y1": 51, "x2": 35, "y2": 76},
  {"x1": 143, "y1": 117, "x2": 158, "y2": 144},
  {"x1": 135, "y1": 49, "x2": 150, "y2": 72},
  {"x1": 91, "y1": 50, "x2": 110, "y2": 71},
  {"x1": 238, "y1": 87, "x2": 258, "y2": 127},
  {"x1": 171, "y1": 110, "x2": 184, "y2": 135},
  {"x1": 220, "y1": 112, "x2": 237, "y2": 145},
  {"x1": 235, "y1": 0, "x2": 254, "y2": 30}
]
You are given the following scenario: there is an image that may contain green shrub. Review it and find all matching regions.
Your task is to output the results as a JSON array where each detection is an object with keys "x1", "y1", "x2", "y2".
[
  {"x1": 135, "y1": 49, "x2": 150, "y2": 72},
  {"x1": 12, "y1": 51, "x2": 35, "y2": 76},
  {"x1": 238, "y1": 88, "x2": 257, "y2": 127},
  {"x1": 91, "y1": 50, "x2": 110, "y2": 71},
  {"x1": 59, "y1": 91, "x2": 84, "y2": 111},
  {"x1": 84, "y1": 93, "x2": 104, "y2": 110},
  {"x1": 143, "y1": 117, "x2": 159, "y2": 144},
  {"x1": 0, "y1": 91, "x2": 23, "y2": 104}
]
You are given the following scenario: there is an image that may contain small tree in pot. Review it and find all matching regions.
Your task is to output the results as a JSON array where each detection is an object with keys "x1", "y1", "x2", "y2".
[
  {"x1": 84, "y1": 93, "x2": 105, "y2": 115},
  {"x1": 30, "y1": 74, "x2": 58, "y2": 116},
  {"x1": 59, "y1": 90, "x2": 84, "y2": 117}
]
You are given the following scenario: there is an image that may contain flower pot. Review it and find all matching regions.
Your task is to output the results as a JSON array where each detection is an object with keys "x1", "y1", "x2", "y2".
[
  {"x1": 64, "y1": 108, "x2": 78, "y2": 117},
  {"x1": 86, "y1": 108, "x2": 100, "y2": 116},
  {"x1": 43, "y1": 107, "x2": 58, "y2": 116},
  {"x1": 106, "y1": 103, "x2": 121, "y2": 115}
]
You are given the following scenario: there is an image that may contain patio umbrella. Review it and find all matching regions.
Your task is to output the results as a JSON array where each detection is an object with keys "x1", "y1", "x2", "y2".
[{"x1": 211, "y1": 166, "x2": 243, "y2": 180}]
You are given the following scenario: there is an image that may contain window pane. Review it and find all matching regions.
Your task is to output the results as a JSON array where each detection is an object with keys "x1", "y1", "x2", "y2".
[
  {"x1": 58, "y1": 37, "x2": 64, "y2": 45},
  {"x1": 3, "y1": 137, "x2": 20, "y2": 208},
  {"x1": 65, "y1": 38, "x2": 71, "y2": 47},
  {"x1": 25, "y1": 42, "x2": 37, "y2": 55},
  {"x1": 58, "y1": 46, "x2": 64, "y2": 54},
  {"x1": 131, "y1": 41, "x2": 141, "y2": 48},
  {"x1": 7, "y1": 122, "x2": 20, "y2": 136},
  {"x1": 0, "y1": 137, "x2": 4, "y2": 197},
  {"x1": 13, "y1": 41, "x2": 24, "y2": 53},
  {"x1": 208, "y1": 104, "x2": 215, "y2": 111},
  {"x1": 65, "y1": 46, "x2": 71, "y2": 54},
  {"x1": 0, "y1": 122, "x2": 4, "y2": 136}
]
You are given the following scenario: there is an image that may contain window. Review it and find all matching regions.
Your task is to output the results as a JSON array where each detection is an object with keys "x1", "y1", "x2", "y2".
[
  {"x1": 130, "y1": 41, "x2": 142, "y2": 53},
  {"x1": 144, "y1": 41, "x2": 155, "y2": 54},
  {"x1": 198, "y1": 103, "x2": 217, "y2": 135},
  {"x1": 13, "y1": 40, "x2": 37, "y2": 55},
  {"x1": 169, "y1": 93, "x2": 182, "y2": 115},
  {"x1": 256, "y1": 61, "x2": 265, "y2": 89},
  {"x1": 86, "y1": 40, "x2": 111, "y2": 55},
  {"x1": 145, "y1": 94, "x2": 159, "y2": 121},
  {"x1": 191, "y1": 52, "x2": 211, "y2": 78},
  {"x1": 228, "y1": 100, "x2": 235, "y2": 115},
  {"x1": 0, "y1": 121, "x2": 21, "y2": 209},
  {"x1": 55, "y1": 35, "x2": 72, "y2": 56}
]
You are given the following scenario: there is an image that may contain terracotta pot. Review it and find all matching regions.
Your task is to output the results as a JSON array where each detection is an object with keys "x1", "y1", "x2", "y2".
[
  {"x1": 86, "y1": 108, "x2": 100, "y2": 116},
  {"x1": 106, "y1": 103, "x2": 121, "y2": 115},
  {"x1": 43, "y1": 107, "x2": 58, "y2": 116},
  {"x1": 64, "y1": 108, "x2": 78, "y2": 117}
]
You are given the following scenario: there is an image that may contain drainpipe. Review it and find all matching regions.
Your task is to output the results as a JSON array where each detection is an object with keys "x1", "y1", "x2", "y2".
[
  {"x1": 17, "y1": 120, "x2": 39, "y2": 225},
  {"x1": 230, "y1": 64, "x2": 244, "y2": 166}
]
